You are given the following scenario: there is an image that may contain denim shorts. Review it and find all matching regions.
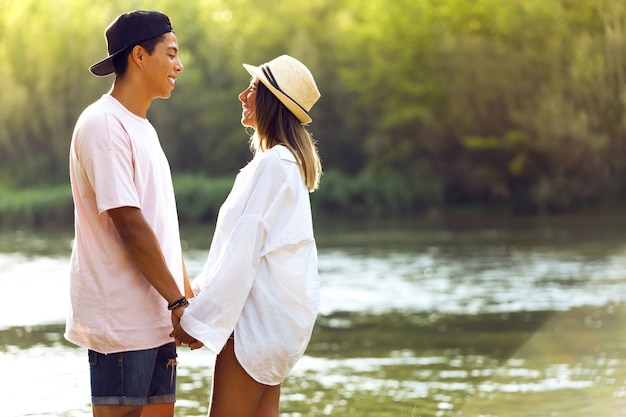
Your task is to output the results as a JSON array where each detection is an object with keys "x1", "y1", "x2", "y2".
[{"x1": 88, "y1": 342, "x2": 177, "y2": 406}]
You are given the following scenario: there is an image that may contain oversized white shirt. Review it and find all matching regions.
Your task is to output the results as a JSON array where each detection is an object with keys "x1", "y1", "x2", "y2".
[
  {"x1": 65, "y1": 94, "x2": 185, "y2": 354},
  {"x1": 180, "y1": 145, "x2": 320, "y2": 385}
]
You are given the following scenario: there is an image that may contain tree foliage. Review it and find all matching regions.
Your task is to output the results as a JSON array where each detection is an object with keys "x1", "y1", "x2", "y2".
[{"x1": 1, "y1": 0, "x2": 625, "y2": 213}]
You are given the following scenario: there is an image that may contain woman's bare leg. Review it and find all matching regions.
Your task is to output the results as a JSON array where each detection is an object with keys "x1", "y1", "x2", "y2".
[
  {"x1": 208, "y1": 339, "x2": 280, "y2": 417},
  {"x1": 253, "y1": 384, "x2": 280, "y2": 417}
]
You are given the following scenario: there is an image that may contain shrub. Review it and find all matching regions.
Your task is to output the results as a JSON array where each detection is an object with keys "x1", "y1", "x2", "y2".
[
  {"x1": 312, "y1": 169, "x2": 443, "y2": 216},
  {"x1": 0, "y1": 185, "x2": 73, "y2": 228},
  {"x1": 173, "y1": 175, "x2": 234, "y2": 223}
]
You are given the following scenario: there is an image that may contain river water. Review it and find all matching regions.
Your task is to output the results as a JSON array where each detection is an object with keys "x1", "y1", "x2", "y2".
[{"x1": 2, "y1": 214, "x2": 626, "y2": 416}]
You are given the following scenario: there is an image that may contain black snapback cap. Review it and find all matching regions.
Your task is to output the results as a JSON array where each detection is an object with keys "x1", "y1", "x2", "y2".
[{"x1": 89, "y1": 10, "x2": 173, "y2": 77}]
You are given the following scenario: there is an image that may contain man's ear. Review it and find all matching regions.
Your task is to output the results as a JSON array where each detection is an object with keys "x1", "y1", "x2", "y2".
[{"x1": 130, "y1": 45, "x2": 144, "y2": 68}]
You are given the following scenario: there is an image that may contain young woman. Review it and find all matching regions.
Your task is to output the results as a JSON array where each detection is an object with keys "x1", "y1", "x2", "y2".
[{"x1": 171, "y1": 55, "x2": 322, "y2": 417}]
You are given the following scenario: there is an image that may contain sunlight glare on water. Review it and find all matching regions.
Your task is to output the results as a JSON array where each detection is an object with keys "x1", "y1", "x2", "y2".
[
  {"x1": 1, "y1": 345, "x2": 91, "y2": 417},
  {"x1": 3, "y1": 218, "x2": 626, "y2": 416},
  {"x1": 1, "y1": 253, "x2": 70, "y2": 328},
  {"x1": 317, "y1": 246, "x2": 626, "y2": 316}
]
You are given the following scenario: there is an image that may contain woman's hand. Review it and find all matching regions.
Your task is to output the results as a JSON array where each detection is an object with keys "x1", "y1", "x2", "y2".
[{"x1": 170, "y1": 321, "x2": 204, "y2": 349}]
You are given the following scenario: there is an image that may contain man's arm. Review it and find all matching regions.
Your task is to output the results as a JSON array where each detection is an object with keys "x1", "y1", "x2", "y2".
[
  {"x1": 109, "y1": 206, "x2": 184, "y2": 304},
  {"x1": 182, "y1": 256, "x2": 193, "y2": 299}
]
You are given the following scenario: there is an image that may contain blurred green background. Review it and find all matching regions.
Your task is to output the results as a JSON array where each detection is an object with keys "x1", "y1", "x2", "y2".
[{"x1": 1, "y1": 0, "x2": 625, "y2": 226}]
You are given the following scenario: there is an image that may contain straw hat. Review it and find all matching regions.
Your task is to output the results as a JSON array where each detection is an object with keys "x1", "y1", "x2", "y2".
[{"x1": 243, "y1": 55, "x2": 321, "y2": 124}]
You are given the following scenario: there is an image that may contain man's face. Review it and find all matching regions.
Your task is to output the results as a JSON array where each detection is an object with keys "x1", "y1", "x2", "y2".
[{"x1": 142, "y1": 32, "x2": 183, "y2": 99}]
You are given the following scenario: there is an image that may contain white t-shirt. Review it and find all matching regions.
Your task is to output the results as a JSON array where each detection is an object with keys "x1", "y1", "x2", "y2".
[
  {"x1": 65, "y1": 94, "x2": 184, "y2": 354},
  {"x1": 180, "y1": 145, "x2": 320, "y2": 385}
]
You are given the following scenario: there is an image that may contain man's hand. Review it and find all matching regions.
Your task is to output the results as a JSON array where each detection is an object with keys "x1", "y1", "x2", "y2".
[
  {"x1": 170, "y1": 321, "x2": 204, "y2": 349},
  {"x1": 171, "y1": 304, "x2": 186, "y2": 330}
]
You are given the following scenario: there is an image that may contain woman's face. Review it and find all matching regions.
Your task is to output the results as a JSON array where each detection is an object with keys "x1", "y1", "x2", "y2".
[{"x1": 238, "y1": 77, "x2": 258, "y2": 128}]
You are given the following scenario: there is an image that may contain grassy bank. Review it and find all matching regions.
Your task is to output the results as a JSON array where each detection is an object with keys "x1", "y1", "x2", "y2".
[
  {"x1": 0, "y1": 185, "x2": 74, "y2": 228},
  {"x1": 0, "y1": 170, "x2": 444, "y2": 228}
]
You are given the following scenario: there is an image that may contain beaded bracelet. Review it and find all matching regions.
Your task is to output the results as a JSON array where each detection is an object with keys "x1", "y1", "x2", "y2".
[{"x1": 168, "y1": 296, "x2": 188, "y2": 311}]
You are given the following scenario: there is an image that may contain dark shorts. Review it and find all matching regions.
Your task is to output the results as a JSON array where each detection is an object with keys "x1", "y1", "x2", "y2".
[{"x1": 88, "y1": 342, "x2": 177, "y2": 406}]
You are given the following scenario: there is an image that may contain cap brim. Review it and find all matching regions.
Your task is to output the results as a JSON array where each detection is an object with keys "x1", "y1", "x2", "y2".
[
  {"x1": 89, "y1": 47, "x2": 128, "y2": 77},
  {"x1": 243, "y1": 63, "x2": 312, "y2": 124},
  {"x1": 89, "y1": 57, "x2": 114, "y2": 76}
]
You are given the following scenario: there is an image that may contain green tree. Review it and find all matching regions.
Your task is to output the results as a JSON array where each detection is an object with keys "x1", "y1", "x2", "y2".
[{"x1": 2, "y1": 0, "x2": 626, "y2": 215}]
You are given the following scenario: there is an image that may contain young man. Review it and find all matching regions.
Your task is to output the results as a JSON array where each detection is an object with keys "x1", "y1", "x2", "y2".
[{"x1": 65, "y1": 10, "x2": 191, "y2": 417}]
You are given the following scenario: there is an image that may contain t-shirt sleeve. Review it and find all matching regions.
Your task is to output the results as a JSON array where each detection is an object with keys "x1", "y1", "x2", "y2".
[{"x1": 77, "y1": 113, "x2": 140, "y2": 214}]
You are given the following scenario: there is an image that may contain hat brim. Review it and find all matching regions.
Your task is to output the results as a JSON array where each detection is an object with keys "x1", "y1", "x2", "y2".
[
  {"x1": 243, "y1": 63, "x2": 312, "y2": 124},
  {"x1": 89, "y1": 47, "x2": 127, "y2": 77}
]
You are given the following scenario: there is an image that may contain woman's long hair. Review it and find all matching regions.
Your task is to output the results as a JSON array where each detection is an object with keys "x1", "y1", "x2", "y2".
[{"x1": 250, "y1": 81, "x2": 322, "y2": 192}]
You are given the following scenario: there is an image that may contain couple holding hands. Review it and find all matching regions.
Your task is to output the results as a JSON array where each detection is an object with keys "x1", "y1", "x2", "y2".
[{"x1": 65, "y1": 10, "x2": 322, "y2": 417}]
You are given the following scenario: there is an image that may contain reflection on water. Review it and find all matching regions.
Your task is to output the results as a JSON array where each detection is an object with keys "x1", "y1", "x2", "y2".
[
  {"x1": 2, "y1": 215, "x2": 626, "y2": 416},
  {"x1": 3, "y1": 305, "x2": 626, "y2": 417}
]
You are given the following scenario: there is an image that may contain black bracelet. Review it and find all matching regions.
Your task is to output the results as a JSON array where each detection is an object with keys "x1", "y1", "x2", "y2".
[{"x1": 168, "y1": 296, "x2": 188, "y2": 310}]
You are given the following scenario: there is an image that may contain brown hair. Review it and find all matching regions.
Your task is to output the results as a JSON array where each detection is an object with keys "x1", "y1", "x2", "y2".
[{"x1": 251, "y1": 81, "x2": 322, "y2": 192}]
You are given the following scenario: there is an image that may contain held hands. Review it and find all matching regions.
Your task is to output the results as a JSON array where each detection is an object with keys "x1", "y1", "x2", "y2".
[{"x1": 170, "y1": 307, "x2": 204, "y2": 350}]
